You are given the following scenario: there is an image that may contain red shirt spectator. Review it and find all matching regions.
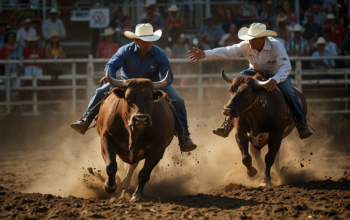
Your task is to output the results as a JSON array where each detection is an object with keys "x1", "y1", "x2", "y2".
[
  {"x1": 23, "y1": 47, "x2": 43, "y2": 67},
  {"x1": 96, "y1": 28, "x2": 119, "y2": 58},
  {"x1": 323, "y1": 25, "x2": 347, "y2": 46},
  {"x1": 166, "y1": 17, "x2": 184, "y2": 29},
  {"x1": 96, "y1": 42, "x2": 119, "y2": 59},
  {"x1": 0, "y1": 44, "x2": 14, "y2": 59},
  {"x1": 323, "y1": 13, "x2": 349, "y2": 47}
]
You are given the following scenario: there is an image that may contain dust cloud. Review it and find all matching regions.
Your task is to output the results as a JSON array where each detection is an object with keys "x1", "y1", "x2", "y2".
[{"x1": 0, "y1": 96, "x2": 349, "y2": 201}]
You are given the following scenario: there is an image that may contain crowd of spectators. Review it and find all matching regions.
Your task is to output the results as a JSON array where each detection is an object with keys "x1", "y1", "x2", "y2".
[{"x1": 1, "y1": 0, "x2": 350, "y2": 90}]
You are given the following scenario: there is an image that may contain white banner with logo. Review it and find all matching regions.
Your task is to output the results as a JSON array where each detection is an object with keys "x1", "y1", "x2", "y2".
[
  {"x1": 71, "y1": 10, "x2": 90, "y2": 21},
  {"x1": 89, "y1": 8, "x2": 110, "y2": 28}
]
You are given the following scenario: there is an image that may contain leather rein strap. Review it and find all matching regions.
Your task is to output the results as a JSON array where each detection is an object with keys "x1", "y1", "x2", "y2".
[{"x1": 239, "y1": 95, "x2": 260, "y2": 116}]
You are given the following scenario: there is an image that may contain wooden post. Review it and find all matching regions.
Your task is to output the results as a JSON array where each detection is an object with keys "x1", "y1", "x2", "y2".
[
  {"x1": 295, "y1": 59, "x2": 302, "y2": 92},
  {"x1": 32, "y1": 75, "x2": 38, "y2": 115},
  {"x1": 198, "y1": 62, "x2": 203, "y2": 105},
  {"x1": 86, "y1": 55, "x2": 95, "y2": 102},
  {"x1": 5, "y1": 77, "x2": 10, "y2": 115},
  {"x1": 72, "y1": 61, "x2": 76, "y2": 114}
]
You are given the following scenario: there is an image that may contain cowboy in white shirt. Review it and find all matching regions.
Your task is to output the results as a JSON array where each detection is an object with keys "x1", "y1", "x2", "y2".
[
  {"x1": 16, "y1": 18, "x2": 37, "y2": 47},
  {"x1": 42, "y1": 9, "x2": 67, "y2": 40},
  {"x1": 188, "y1": 23, "x2": 313, "y2": 139}
]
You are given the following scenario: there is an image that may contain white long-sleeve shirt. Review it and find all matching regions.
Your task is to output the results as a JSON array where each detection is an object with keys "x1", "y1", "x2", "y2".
[
  {"x1": 16, "y1": 27, "x2": 36, "y2": 47},
  {"x1": 42, "y1": 18, "x2": 67, "y2": 39},
  {"x1": 205, "y1": 37, "x2": 292, "y2": 84}
]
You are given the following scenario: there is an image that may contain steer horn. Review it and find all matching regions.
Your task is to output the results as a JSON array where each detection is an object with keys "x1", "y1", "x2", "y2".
[
  {"x1": 153, "y1": 70, "x2": 170, "y2": 90},
  {"x1": 221, "y1": 69, "x2": 233, "y2": 83},
  {"x1": 106, "y1": 69, "x2": 126, "y2": 88},
  {"x1": 254, "y1": 78, "x2": 272, "y2": 87}
]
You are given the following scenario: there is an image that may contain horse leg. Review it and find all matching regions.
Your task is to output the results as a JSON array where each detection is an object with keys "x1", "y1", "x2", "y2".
[
  {"x1": 119, "y1": 162, "x2": 139, "y2": 191},
  {"x1": 249, "y1": 143, "x2": 265, "y2": 173},
  {"x1": 236, "y1": 133, "x2": 257, "y2": 177},
  {"x1": 101, "y1": 134, "x2": 118, "y2": 194},
  {"x1": 273, "y1": 149, "x2": 281, "y2": 176},
  {"x1": 131, "y1": 145, "x2": 165, "y2": 202},
  {"x1": 261, "y1": 131, "x2": 283, "y2": 186}
]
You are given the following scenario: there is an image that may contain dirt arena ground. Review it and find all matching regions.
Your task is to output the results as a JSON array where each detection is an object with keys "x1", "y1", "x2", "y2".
[{"x1": 1, "y1": 112, "x2": 350, "y2": 219}]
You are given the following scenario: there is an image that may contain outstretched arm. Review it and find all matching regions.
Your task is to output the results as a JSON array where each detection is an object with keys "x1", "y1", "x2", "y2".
[{"x1": 188, "y1": 42, "x2": 244, "y2": 62}]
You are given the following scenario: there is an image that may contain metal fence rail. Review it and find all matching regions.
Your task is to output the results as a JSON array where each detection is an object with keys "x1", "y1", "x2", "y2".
[{"x1": 0, "y1": 56, "x2": 350, "y2": 116}]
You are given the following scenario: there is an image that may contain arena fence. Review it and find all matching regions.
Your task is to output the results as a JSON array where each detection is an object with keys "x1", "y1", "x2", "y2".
[{"x1": 0, "y1": 56, "x2": 349, "y2": 116}]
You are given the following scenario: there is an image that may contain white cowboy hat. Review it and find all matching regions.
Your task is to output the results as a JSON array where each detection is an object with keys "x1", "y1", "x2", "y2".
[
  {"x1": 47, "y1": 31, "x2": 61, "y2": 39},
  {"x1": 144, "y1": 0, "x2": 157, "y2": 8},
  {"x1": 49, "y1": 8, "x2": 61, "y2": 15},
  {"x1": 327, "y1": 13, "x2": 336, "y2": 19},
  {"x1": 124, "y1": 23, "x2": 162, "y2": 42},
  {"x1": 23, "y1": 18, "x2": 31, "y2": 24},
  {"x1": 238, "y1": 23, "x2": 277, "y2": 41},
  {"x1": 167, "y1": 5, "x2": 180, "y2": 12},
  {"x1": 289, "y1": 24, "x2": 305, "y2": 32},
  {"x1": 316, "y1": 37, "x2": 327, "y2": 45},
  {"x1": 25, "y1": 35, "x2": 40, "y2": 42},
  {"x1": 100, "y1": 27, "x2": 115, "y2": 36}
]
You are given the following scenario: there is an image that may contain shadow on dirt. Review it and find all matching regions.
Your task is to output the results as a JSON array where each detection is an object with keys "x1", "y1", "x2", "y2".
[
  {"x1": 165, "y1": 193, "x2": 263, "y2": 209},
  {"x1": 289, "y1": 178, "x2": 350, "y2": 191}
]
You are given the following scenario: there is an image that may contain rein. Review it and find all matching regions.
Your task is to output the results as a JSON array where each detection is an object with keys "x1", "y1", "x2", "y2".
[{"x1": 238, "y1": 95, "x2": 260, "y2": 116}]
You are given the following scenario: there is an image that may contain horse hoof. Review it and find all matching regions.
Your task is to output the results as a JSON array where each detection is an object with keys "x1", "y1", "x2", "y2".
[
  {"x1": 247, "y1": 167, "x2": 258, "y2": 177},
  {"x1": 260, "y1": 179, "x2": 272, "y2": 187},
  {"x1": 130, "y1": 193, "x2": 143, "y2": 203},
  {"x1": 104, "y1": 179, "x2": 117, "y2": 194}
]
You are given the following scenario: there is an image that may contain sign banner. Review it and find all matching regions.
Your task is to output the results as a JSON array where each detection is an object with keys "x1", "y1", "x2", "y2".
[
  {"x1": 90, "y1": 8, "x2": 110, "y2": 29},
  {"x1": 70, "y1": 10, "x2": 90, "y2": 21}
]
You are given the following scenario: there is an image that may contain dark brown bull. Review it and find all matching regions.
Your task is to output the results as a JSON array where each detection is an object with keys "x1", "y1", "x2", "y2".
[
  {"x1": 96, "y1": 70, "x2": 174, "y2": 201},
  {"x1": 221, "y1": 70, "x2": 307, "y2": 186}
]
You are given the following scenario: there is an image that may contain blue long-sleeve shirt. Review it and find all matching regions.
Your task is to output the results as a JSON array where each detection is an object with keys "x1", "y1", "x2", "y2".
[{"x1": 104, "y1": 42, "x2": 173, "y2": 85}]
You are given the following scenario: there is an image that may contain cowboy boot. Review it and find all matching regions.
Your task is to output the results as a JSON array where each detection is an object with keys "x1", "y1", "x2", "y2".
[
  {"x1": 296, "y1": 121, "x2": 313, "y2": 139},
  {"x1": 178, "y1": 132, "x2": 197, "y2": 152},
  {"x1": 213, "y1": 117, "x2": 234, "y2": 138},
  {"x1": 71, "y1": 114, "x2": 96, "y2": 135}
]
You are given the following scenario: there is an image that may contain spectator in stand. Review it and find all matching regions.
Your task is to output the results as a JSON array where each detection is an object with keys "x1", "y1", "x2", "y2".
[
  {"x1": 259, "y1": 0, "x2": 278, "y2": 31},
  {"x1": 0, "y1": 32, "x2": 23, "y2": 101},
  {"x1": 171, "y1": 33, "x2": 188, "y2": 58},
  {"x1": 333, "y1": 4, "x2": 349, "y2": 31},
  {"x1": 42, "y1": 9, "x2": 67, "y2": 40},
  {"x1": 219, "y1": 23, "x2": 241, "y2": 47},
  {"x1": 238, "y1": 0, "x2": 258, "y2": 27},
  {"x1": 303, "y1": 10, "x2": 323, "y2": 53},
  {"x1": 0, "y1": 23, "x2": 7, "y2": 48},
  {"x1": 45, "y1": 31, "x2": 65, "y2": 59},
  {"x1": 323, "y1": 13, "x2": 348, "y2": 48},
  {"x1": 302, "y1": 3, "x2": 327, "y2": 26},
  {"x1": 166, "y1": 5, "x2": 184, "y2": 33},
  {"x1": 323, "y1": 30, "x2": 338, "y2": 56},
  {"x1": 16, "y1": 18, "x2": 36, "y2": 47},
  {"x1": 96, "y1": 28, "x2": 119, "y2": 59},
  {"x1": 275, "y1": 16, "x2": 288, "y2": 46},
  {"x1": 312, "y1": 37, "x2": 335, "y2": 69},
  {"x1": 286, "y1": 24, "x2": 309, "y2": 56},
  {"x1": 278, "y1": 1, "x2": 297, "y2": 27},
  {"x1": 139, "y1": 0, "x2": 165, "y2": 31},
  {"x1": 341, "y1": 37, "x2": 350, "y2": 55},
  {"x1": 23, "y1": 35, "x2": 43, "y2": 76},
  {"x1": 197, "y1": 15, "x2": 223, "y2": 49},
  {"x1": 220, "y1": 8, "x2": 241, "y2": 34},
  {"x1": 109, "y1": 7, "x2": 124, "y2": 30},
  {"x1": 118, "y1": 16, "x2": 134, "y2": 46},
  {"x1": 323, "y1": 0, "x2": 338, "y2": 13}
]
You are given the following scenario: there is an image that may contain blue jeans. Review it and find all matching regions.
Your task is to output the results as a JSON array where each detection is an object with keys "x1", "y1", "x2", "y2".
[
  {"x1": 239, "y1": 69, "x2": 306, "y2": 123},
  {"x1": 83, "y1": 83, "x2": 190, "y2": 134}
]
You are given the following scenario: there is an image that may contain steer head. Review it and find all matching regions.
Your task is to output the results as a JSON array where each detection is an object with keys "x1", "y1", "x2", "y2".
[
  {"x1": 221, "y1": 69, "x2": 269, "y2": 117},
  {"x1": 107, "y1": 69, "x2": 169, "y2": 130}
]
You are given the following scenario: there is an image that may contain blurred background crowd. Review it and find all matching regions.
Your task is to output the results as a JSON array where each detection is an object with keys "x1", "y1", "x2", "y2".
[{"x1": 0, "y1": 0, "x2": 350, "y2": 107}]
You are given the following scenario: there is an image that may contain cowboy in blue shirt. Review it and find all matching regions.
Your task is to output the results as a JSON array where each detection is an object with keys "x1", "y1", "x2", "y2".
[{"x1": 71, "y1": 24, "x2": 196, "y2": 152}]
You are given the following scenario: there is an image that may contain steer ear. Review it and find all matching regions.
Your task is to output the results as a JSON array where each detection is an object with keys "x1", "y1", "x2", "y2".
[
  {"x1": 153, "y1": 90, "x2": 168, "y2": 102},
  {"x1": 112, "y1": 88, "x2": 126, "y2": 99},
  {"x1": 256, "y1": 87, "x2": 267, "y2": 97}
]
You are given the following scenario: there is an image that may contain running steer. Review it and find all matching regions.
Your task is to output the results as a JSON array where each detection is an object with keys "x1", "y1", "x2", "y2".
[
  {"x1": 221, "y1": 70, "x2": 307, "y2": 186},
  {"x1": 96, "y1": 70, "x2": 174, "y2": 201}
]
